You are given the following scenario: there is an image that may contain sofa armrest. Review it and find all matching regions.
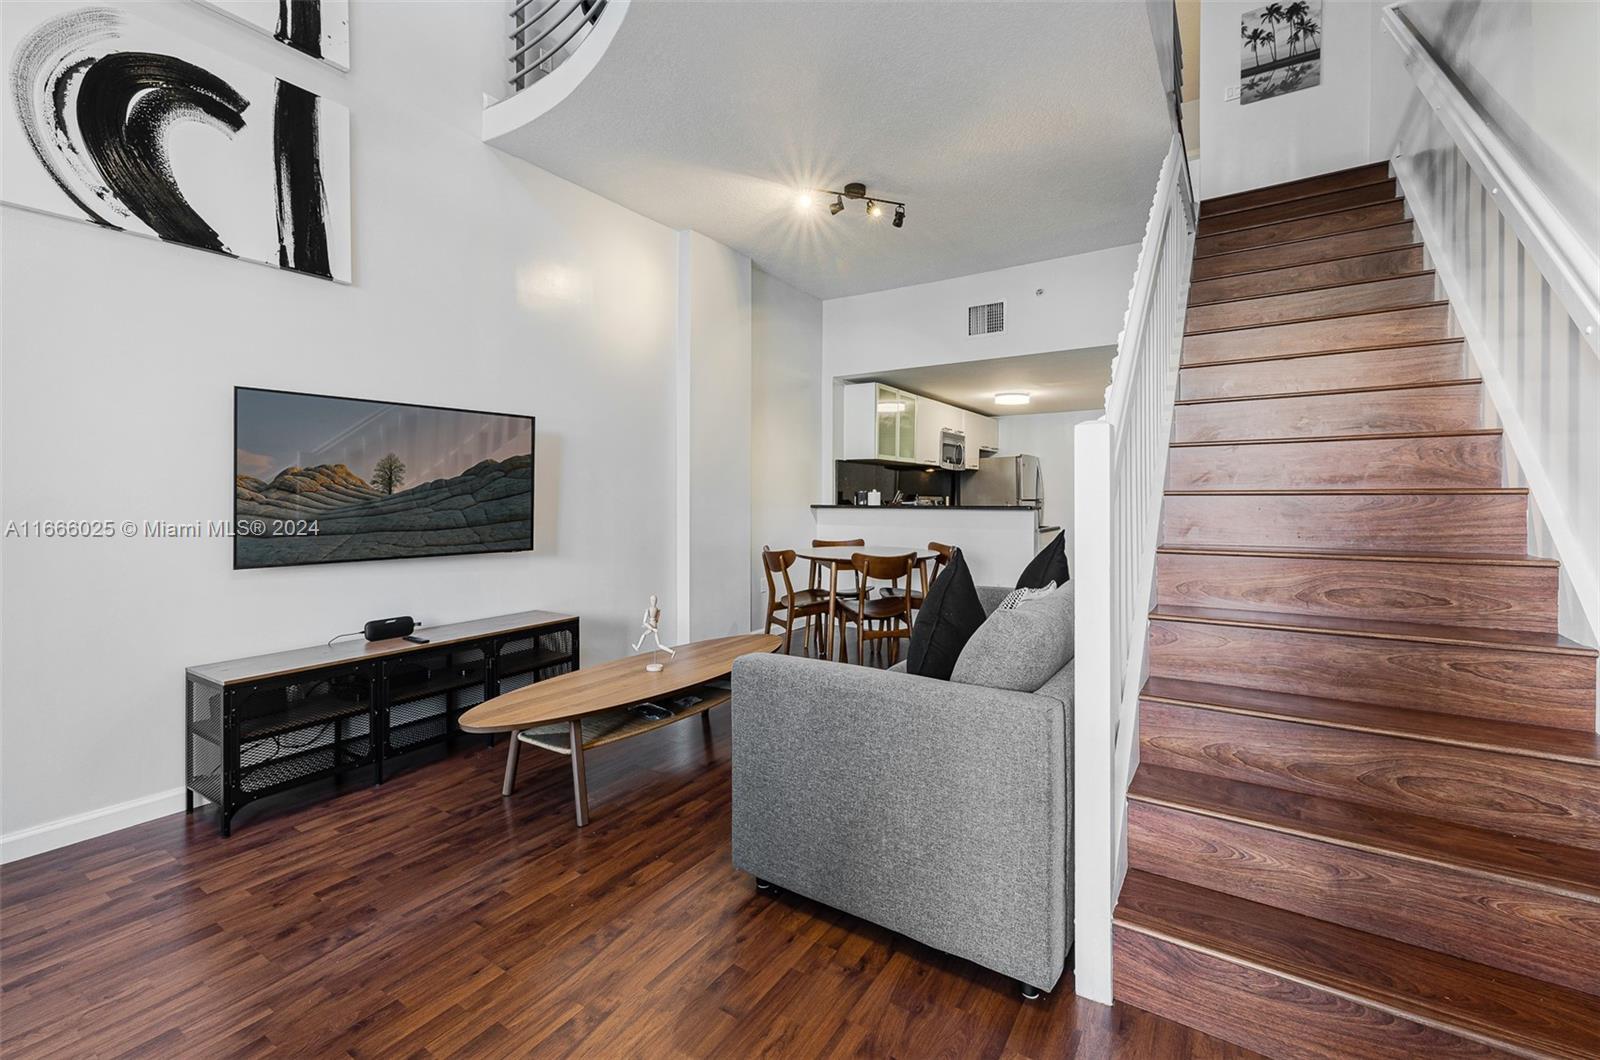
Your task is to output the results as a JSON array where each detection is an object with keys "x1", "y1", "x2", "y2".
[{"x1": 730, "y1": 653, "x2": 1069, "y2": 990}]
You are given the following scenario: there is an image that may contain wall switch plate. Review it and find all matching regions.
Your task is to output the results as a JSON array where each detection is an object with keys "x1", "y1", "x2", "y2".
[{"x1": 1224, "y1": 85, "x2": 1241, "y2": 102}]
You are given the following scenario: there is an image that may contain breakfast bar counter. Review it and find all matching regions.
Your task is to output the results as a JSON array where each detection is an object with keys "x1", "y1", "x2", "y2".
[{"x1": 810, "y1": 505, "x2": 1048, "y2": 586}]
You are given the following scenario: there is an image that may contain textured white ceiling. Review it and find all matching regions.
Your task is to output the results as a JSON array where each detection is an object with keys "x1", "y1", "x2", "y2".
[
  {"x1": 488, "y1": 1, "x2": 1172, "y2": 299},
  {"x1": 853, "y1": 347, "x2": 1117, "y2": 416}
]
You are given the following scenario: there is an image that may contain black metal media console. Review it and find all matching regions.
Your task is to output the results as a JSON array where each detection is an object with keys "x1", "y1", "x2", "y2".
[{"x1": 185, "y1": 610, "x2": 579, "y2": 835}]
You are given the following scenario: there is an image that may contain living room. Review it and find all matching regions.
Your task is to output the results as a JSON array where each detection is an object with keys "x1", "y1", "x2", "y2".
[{"x1": 4, "y1": 0, "x2": 1599, "y2": 1057}]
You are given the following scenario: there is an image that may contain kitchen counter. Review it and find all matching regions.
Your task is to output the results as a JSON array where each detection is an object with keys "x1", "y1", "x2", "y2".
[{"x1": 811, "y1": 506, "x2": 1049, "y2": 586}]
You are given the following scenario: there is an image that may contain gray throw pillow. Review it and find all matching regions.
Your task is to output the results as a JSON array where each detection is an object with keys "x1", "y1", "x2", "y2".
[{"x1": 949, "y1": 583, "x2": 1074, "y2": 693}]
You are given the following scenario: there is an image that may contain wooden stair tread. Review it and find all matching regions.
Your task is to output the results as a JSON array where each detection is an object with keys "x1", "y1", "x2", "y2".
[
  {"x1": 1170, "y1": 428, "x2": 1499, "y2": 448},
  {"x1": 1188, "y1": 260, "x2": 1431, "y2": 307},
  {"x1": 1200, "y1": 162, "x2": 1393, "y2": 216},
  {"x1": 1198, "y1": 183, "x2": 1401, "y2": 237},
  {"x1": 1185, "y1": 298, "x2": 1447, "y2": 337},
  {"x1": 1128, "y1": 765, "x2": 1600, "y2": 902},
  {"x1": 1140, "y1": 676, "x2": 1600, "y2": 767},
  {"x1": 1157, "y1": 544, "x2": 1557, "y2": 567},
  {"x1": 1181, "y1": 334, "x2": 1462, "y2": 369},
  {"x1": 1148, "y1": 603, "x2": 1596, "y2": 655},
  {"x1": 1115, "y1": 871, "x2": 1600, "y2": 1060},
  {"x1": 1181, "y1": 304, "x2": 1454, "y2": 365},
  {"x1": 1190, "y1": 267, "x2": 1440, "y2": 309},
  {"x1": 1193, "y1": 223, "x2": 1419, "y2": 281},
  {"x1": 1196, "y1": 206, "x2": 1410, "y2": 259},
  {"x1": 1174, "y1": 378, "x2": 1478, "y2": 406}
]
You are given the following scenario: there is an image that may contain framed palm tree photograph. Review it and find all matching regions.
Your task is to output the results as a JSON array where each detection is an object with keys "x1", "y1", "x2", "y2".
[{"x1": 1240, "y1": 0, "x2": 1322, "y2": 104}]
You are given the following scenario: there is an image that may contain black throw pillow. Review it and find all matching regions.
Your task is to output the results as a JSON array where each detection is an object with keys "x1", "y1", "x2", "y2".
[
  {"x1": 1017, "y1": 531, "x2": 1070, "y2": 590},
  {"x1": 906, "y1": 548, "x2": 987, "y2": 680}
]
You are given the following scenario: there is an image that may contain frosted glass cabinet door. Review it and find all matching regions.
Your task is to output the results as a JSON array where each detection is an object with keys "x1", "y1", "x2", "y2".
[
  {"x1": 898, "y1": 396, "x2": 916, "y2": 461},
  {"x1": 877, "y1": 385, "x2": 898, "y2": 458}
]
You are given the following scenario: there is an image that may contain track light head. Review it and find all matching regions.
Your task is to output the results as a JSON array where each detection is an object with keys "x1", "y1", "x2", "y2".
[
  {"x1": 866, "y1": 200, "x2": 883, "y2": 219},
  {"x1": 892, "y1": 204, "x2": 905, "y2": 228},
  {"x1": 829, "y1": 195, "x2": 844, "y2": 216}
]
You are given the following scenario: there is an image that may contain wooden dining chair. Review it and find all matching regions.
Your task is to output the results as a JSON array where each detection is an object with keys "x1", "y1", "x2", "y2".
[
  {"x1": 881, "y1": 541, "x2": 955, "y2": 612},
  {"x1": 762, "y1": 547, "x2": 829, "y2": 655},
  {"x1": 809, "y1": 538, "x2": 865, "y2": 595},
  {"x1": 835, "y1": 552, "x2": 916, "y2": 667}
]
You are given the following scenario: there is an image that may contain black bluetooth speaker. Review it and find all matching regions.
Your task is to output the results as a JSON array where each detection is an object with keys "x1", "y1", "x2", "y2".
[{"x1": 363, "y1": 616, "x2": 416, "y2": 641}]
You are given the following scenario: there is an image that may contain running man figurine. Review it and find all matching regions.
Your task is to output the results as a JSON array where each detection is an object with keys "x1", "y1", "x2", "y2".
[{"x1": 630, "y1": 594, "x2": 676, "y2": 672}]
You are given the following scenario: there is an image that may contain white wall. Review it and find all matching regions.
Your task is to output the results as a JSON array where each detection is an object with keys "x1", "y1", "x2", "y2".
[
  {"x1": 0, "y1": 1, "x2": 752, "y2": 856},
  {"x1": 996, "y1": 409, "x2": 1105, "y2": 570},
  {"x1": 750, "y1": 269, "x2": 823, "y2": 628},
  {"x1": 675, "y1": 231, "x2": 753, "y2": 641},
  {"x1": 1199, "y1": 0, "x2": 1384, "y2": 199},
  {"x1": 822, "y1": 245, "x2": 1141, "y2": 376},
  {"x1": 820, "y1": 245, "x2": 1139, "y2": 495},
  {"x1": 1394, "y1": 0, "x2": 1600, "y2": 259}
]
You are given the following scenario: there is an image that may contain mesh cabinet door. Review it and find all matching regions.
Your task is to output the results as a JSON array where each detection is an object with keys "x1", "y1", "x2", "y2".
[
  {"x1": 382, "y1": 646, "x2": 489, "y2": 757},
  {"x1": 493, "y1": 624, "x2": 577, "y2": 695},
  {"x1": 233, "y1": 670, "x2": 373, "y2": 798}
]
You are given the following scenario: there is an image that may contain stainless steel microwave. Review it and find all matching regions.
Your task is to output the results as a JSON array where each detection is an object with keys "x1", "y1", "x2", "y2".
[{"x1": 938, "y1": 429, "x2": 966, "y2": 471}]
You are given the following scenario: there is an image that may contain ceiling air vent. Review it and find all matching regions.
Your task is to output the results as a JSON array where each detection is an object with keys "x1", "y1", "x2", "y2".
[{"x1": 968, "y1": 301, "x2": 1004, "y2": 336}]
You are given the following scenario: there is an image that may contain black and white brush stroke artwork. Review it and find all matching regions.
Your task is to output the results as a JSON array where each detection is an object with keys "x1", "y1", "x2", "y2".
[
  {"x1": 1240, "y1": 0, "x2": 1322, "y2": 105},
  {"x1": 192, "y1": 0, "x2": 350, "y2": 71},
  {"x1": 2, "y1": 4, "x2": 351, "y2": 282}
]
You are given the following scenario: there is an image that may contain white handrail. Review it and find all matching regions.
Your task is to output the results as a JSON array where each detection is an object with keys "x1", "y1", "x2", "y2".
[
  {"x1": 1382, "y1": 3, "x2": 1600, "y2": 352},
  {"x1": 1072, "y1": 134, "x2": 1194, "y2": 1004}
]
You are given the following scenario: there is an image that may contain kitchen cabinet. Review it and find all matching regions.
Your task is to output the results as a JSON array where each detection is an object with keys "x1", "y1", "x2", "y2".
[
  {"x1": 843, "y1": 383, "x2": 919, "y2": 463},
  {"x1": 915, "y1": 397, "x2": 963, "y2": 467},
  {"x1": 965, "y1": 411, "x2": 1000, "y2": 459},
  {"x1": 960, "y1": 410, "x2": 982, "y2": 469},
  {"x1": 843, "y1": 383, "x2": 999, "y2": 468}
]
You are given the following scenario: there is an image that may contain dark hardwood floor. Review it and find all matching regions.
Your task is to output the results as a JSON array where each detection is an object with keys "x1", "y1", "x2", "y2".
[{"x1": 0, "y1": 708, "x2": 1254, "y2": 1059}]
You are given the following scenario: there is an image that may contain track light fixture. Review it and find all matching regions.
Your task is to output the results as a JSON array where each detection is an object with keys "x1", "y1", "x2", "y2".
[{"x1": 797, "y1": 181, "x2": 908, "y2": 228}]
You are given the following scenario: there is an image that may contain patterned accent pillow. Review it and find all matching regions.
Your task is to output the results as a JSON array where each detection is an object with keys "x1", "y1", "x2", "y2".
[{"x1": 998, "y1": 582, "x2": 1058, "y2": 611}]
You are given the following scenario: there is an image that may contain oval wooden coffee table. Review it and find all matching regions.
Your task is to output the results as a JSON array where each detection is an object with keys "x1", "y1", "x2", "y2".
[{"x1": 459, "y1": 633, "x2": 781, "y2": 825}]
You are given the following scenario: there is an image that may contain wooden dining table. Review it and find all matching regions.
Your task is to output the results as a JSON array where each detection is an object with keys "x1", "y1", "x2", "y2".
[{"x1": 794, "y1": 544, "x2": 941, "y2": 660}]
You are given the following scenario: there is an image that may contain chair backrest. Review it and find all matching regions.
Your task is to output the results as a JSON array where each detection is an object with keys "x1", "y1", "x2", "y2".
[
  {"x1": 812, "y1": 538, "x2": 865, "y2": 548},
  {"x1": 762, "y1": 547, "x2": 798, "y2": 602},
  {"x1": 851, "y1": 551, "x2": 915, "y2": 614}
]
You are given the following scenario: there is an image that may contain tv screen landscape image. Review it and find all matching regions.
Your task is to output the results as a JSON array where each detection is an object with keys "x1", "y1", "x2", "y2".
[{"x1": 234, "y1": 387, "x2": 534, "y2": 569}]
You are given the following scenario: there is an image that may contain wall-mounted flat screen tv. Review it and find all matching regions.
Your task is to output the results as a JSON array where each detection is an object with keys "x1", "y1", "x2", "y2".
[{"x1": 234, "y1": 387, "x2": 534, "y2": 569}]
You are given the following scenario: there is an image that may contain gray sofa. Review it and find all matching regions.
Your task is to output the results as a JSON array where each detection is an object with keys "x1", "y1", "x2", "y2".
[{"x1": 730, "y1": 584, "x2": 1073, "y2": 995}]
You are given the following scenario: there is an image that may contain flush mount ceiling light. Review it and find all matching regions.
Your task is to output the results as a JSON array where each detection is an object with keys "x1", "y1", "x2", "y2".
[
  {"x1": 994, "y1": 392, "x2": 1031, "y2": 406},
  {"x1": 797, "y1": 181, "x2": 907, "y2": 228}
]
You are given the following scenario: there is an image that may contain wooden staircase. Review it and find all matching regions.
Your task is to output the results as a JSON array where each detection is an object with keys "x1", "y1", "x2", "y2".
[{"x1": 1111, "y1": 161, "x2": 1600, "y2": 1059}]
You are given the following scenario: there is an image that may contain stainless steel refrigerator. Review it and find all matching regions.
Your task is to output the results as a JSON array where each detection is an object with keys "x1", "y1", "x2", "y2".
[
  {"x1": 965, "y1": 453, "x2": 1042, "y2": 507},
  {"x1": 964, "y1": 454, "x2": 1059, "y2": 552}
]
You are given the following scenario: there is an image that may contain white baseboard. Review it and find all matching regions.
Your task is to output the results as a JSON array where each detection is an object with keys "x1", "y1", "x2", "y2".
[{"x1": 0, "y1": 787, "x2": 191, "y2": 865}]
